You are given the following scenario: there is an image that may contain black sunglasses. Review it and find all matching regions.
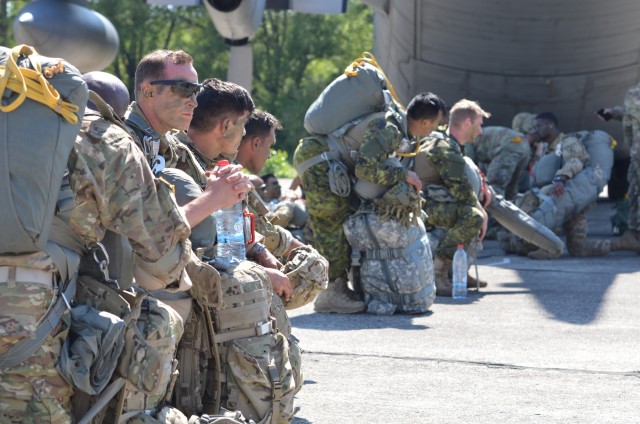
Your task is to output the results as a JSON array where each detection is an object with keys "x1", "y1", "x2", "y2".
[{"x1": 149, "y1": 80, "x2": 203, "y2": 98}]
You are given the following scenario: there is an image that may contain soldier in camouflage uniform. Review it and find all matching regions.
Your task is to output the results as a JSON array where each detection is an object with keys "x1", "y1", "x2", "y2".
[
  {"x1": 500, "y1": 112, "x2": 640, "y2": 258},
  {"x1": 414, "y1": 99, "x2": 492, "y2": 296},
  {"x1": 293, "y1": 92, "x2": 446, "y2": 313},
  {"x1": 465, "y1": 126, "x2": 531, "y2": 200},
  {"x1": 600, "y1": 83, "x2": 640, "y2": 251}
]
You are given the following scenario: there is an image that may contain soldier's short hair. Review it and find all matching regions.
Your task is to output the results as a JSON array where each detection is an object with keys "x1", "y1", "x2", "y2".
[
  {"x1": 407, "y1": 92, "x2": 447, "y2": 121},
  {"x1": 189, "y1": 78, "x2": 255, "y2": 133},
  {"x1": 449, "y1": 99, "x2": 491, "y2": 128},
  {"x1": 242, "y1": 109, "x2": 282, "y2": 142},
  {"x1": 535, "y1": 112, "x2": 558, "y2": 127},
  {"x1": 134, "y1": 50, "x2": 193, "y2": 98}
]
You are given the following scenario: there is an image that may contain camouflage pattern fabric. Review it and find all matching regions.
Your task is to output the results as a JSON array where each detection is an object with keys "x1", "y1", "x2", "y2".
[
  {"x1": 564, "y1": 203, "x2": 611, "y2": 256},
  {"x1": 214, "y1": 261, "x2": 296, "y2": 424},
  {"x1": 622, "y1": 84, "x2": 640, "y2": 231},
  {"x1": 0, "y1": 280, "x2": 73, "y2": 424},
  {"x1": 282, "y1": 245, "x2": 329, "y2": 310},
  {"x1": 68, "y1": 111, "x2": 191, "y2": 284},
  {"x1": 343, "y1": 204, "x2": 435, "y2": 315},
  {"x1": 469, "y1": 126, "x2": 531, "y2": 199},
  {"x1": 416, "y1": 131, "x2": 483, "y2": 259},
  {"x1": 125, "y1": 102, "x2": 180, "y2": 168},
  {"x1": 120, "y1": 297, "x2": 184, "y2": 414},
  {"x1": 354, "y1": 107, "x2": 408, "y2": 187},
  {"x1": 293, "y1": 136, "x2": 353, "y2": 280}
]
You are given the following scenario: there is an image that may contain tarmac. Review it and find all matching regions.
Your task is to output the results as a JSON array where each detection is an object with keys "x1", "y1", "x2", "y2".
[{"x1": 286, "y1": 193, "x2": 640, "y2": 424}]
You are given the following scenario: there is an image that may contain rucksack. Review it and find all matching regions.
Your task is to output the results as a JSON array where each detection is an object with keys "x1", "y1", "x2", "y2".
[
  {"x1": 0, "y1": 44, "x2": 88, "y2": 253},
  {"x1": 343, "y1": 203, "x2": 436, "y2": 315}
]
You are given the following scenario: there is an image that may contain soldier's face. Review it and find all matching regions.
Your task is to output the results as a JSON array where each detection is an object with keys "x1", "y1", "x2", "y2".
[
  {"x1": 147, "y1": 62, "x2": 199, "y2": 133},
  {"x1": 254, "y1": 129, "x2": 276, "y2": 173},
  {"x1": 221, "y1": 111, "x2": 250, "y2": 157},
  {"x1": 263, "y1": 177, "x2": 281, "y2": 200},
  {"x1": 468, "y1": 115, "x2": 484, "y2": 141}
]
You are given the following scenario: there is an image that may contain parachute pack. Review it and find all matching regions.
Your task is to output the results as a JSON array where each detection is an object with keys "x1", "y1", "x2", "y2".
[
  {"x1": 0, "y1": 44, "x2": 88, "y2": 254},
  {"x1": 531, "y1": 130, "x2": 615, "y2": 230},
  {"x1": 343, "y1": 203, "x2": 436, "y2": 315}
]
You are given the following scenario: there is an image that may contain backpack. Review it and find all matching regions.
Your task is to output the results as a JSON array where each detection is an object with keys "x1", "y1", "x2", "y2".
[
  {"x1": 343, "y1": 203, "x2": 436, "y2": 315},
  {"x1": 0, "y1": 44, "x2": 88, "y2": 253}
]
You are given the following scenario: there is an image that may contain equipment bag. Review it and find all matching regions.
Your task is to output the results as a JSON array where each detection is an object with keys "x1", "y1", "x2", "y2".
[
  {"x1": 0, "y1": 44, "x2": 88, "y2": 253},
  {"x1": 206, "y1": 261, "x2": 296, "y2": 424},
  {"x1": 304, "y1": 52, "x2": 399, "y2": 135},
  {"x1": 343, "y1": 204, "x2": 436, "y2": 315}
]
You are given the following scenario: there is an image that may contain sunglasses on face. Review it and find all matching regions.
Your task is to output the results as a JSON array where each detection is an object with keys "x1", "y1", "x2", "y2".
[{"x1": 149, "y1": 79, "x2": 203, "y2": 98}]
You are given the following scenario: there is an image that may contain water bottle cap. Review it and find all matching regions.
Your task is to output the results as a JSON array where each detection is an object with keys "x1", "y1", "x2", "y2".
[
  {"x1": 218, "y1": 159, "x2": 230, "y2": 167},
  {"x1": 457, "y1": 243, "x2": 464, "y2": 248}
]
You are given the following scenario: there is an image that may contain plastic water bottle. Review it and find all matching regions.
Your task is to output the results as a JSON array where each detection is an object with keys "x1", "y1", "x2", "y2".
[
  {"x1": 452, "y1": 244, "x2": 468, "y2": 299},
  {"x1": 214, "y1": 160, "x2": 245, "y2": 268}
]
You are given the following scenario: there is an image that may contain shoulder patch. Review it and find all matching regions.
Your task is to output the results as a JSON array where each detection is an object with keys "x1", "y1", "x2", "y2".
[{"x1": 512, "y1": 136, "x2": 522, "y2": 143}]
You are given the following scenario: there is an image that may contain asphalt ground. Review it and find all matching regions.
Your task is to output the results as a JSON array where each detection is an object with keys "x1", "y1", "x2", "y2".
[{"x1": 286, "y1": 194, "x2": 640, "y2": 424}]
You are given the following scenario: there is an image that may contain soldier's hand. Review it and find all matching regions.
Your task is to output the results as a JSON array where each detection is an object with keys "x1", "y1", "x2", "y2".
[
  {"x1": 477, "y1": 200, "x2": 488, "y2": 241},
  {"x1": 214, "y1": 163, "x2": 253, "y2": 199},
  {"x1": 263, "y1": 267, "x2": 294, "y2": 301},
  {"x1": 550, "y1": 176, "x2": 568, "y2": 197},
  {"x1": 254, "y1": 248, "x2": 284, "y2": 270},
  {"x1": 406, "y1": 171, "x2": 423, "y2": 192}
]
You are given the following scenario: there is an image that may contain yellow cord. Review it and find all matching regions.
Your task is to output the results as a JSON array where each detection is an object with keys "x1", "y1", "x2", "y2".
[
  {"x1": 0, "y1": 45, "x2": 79, "y2": 124},
  {"x1": 344, "y1": 51, "x2": 405, "y2": 111}
]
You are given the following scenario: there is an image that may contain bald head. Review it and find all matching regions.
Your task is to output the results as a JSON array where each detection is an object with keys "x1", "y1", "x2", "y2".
[{"x1": 83, "y1": 71, "x2": 130, "y2": 118}]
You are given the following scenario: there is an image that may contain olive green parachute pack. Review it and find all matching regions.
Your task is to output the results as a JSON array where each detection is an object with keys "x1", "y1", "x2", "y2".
[{"x1": 0, "y1": 44, "x2": 88, "y2": 254}]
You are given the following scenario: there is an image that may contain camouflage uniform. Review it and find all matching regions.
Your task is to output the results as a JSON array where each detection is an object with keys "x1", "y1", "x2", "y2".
[
  {"x1": 355, "y1": 107, "x2": 408, "y2": 187},
  {"x1": 415, "y1": 131, "x2": 484, "y2": 259},
  {"x1": 611, "y1": 83, "x2": 640, "y2": 233},
  {"x1": 0, "y1": 110, "x2": 191, "y2": 423},
  {"x1": 467, "y1": 126, "x2": 531, "y2": 199},
  {"x1": 293, "y1": 136, "x2": 353, "y2": 281},
  {"x1": 501, "y1": 132, "x2": 610, "y2": 258}
]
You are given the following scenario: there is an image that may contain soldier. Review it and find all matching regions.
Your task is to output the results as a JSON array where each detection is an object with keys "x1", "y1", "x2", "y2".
[
  {"x1": 414, "y1": 99, "x2": 492, "y2": 296},
  {"x1": 600, "y1": 83, "x2": 640, "y2": 251},
  {"x1": 501, "y1": 113, "x2": 640, "y2": 258},
  {"x1": 293, "y1": 92, "x2": 446, "y2": 313},
  {"x1": 466, "y1": 126, "x2": 531, "y2": 200}
]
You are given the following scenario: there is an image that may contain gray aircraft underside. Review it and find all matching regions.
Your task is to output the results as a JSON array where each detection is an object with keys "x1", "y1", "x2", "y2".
[{"x1": 363, "y1": 0, "x2": 639, "y2": 155}]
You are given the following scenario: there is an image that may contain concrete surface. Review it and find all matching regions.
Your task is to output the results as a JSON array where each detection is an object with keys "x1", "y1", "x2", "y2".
[{"x1": 287, "y1": 197, "x2": 640, "y2": 424}]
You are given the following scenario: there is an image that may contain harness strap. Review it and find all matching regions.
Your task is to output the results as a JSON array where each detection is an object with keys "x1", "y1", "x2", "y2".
[
  {"x1": 267, "y1": 357, "x2": 282, "y2": 424},
  {"x1": 363, "y1": 238, "x2": 424, "y2": 261},
  {"x1": 294, "y1": 150, "x2": 340, "y2": 177}
]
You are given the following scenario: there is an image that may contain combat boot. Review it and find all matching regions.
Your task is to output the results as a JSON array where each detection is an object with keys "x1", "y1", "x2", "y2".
[
  {"x1": 434, "y1": 256, "x2": 453, "y2": 297},
  {"x1": 466, "y1": 272, "x2": 488, "y2": 288},
  {"x1": 610, "y1": 230, "x2": 640, "y2": 253},
  {"x1": 313, "y1": 276, "x2": 365, "y2": 313},
  {"x1": 527, "y1": 248, "x2": 561, "y2": 260}
]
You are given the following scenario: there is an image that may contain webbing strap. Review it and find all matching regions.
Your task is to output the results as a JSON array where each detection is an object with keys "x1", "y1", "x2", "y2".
[
  {"x1": 363, "y1": 238, "x2": 424, "y2": 261},
  {"x1": 294, "y1": 150, "x2": 340, "y2": 177},
  {"x1": 213, "y1": 319, "x2": 274, "y2": 344},
  {"x1": 267, "y1": 358, "x2": 282, "y2": 424},
  {"x1": 0, "y1": 275, "x2": 76, "y2": 369}
]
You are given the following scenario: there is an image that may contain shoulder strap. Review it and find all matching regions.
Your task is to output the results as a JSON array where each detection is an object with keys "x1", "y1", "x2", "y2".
[{"x1": 295, "y1": 150, "x2": 340, "y2": 177}]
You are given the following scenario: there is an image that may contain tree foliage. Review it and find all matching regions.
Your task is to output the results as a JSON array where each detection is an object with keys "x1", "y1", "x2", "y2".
[{"x1": 2, "y1": 0, "x2": 373, "y2": 170}]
